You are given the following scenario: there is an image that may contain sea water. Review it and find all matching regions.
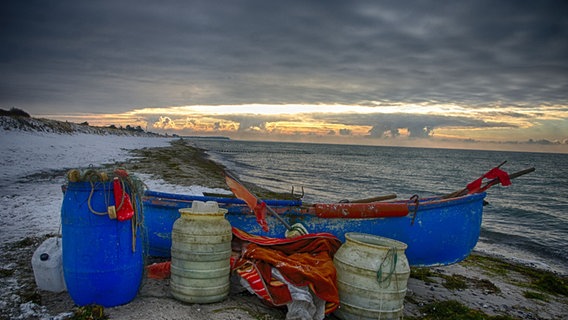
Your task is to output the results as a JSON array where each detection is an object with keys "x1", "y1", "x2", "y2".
[{"x1": 191, "y1": 139, "x2": 568, "y2": 275}]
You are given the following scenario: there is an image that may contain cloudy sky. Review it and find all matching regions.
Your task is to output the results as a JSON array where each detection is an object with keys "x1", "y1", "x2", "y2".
[{"x1": 2, "y1": 0, "x2": 567, "y2": 152}]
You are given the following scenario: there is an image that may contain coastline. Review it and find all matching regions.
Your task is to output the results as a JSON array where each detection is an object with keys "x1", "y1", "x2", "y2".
[{"x1": 1, "y1": 138, "x2": 566, "y2": 319}]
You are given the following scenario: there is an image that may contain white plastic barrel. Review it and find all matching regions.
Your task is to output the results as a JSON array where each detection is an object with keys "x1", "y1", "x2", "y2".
[
  {"x1": 170, "y1": 201, "x2": 232, "y2": 303},
  {"x1": 32, "y1": 237, "x2": 66, "y2": 292},
  {"x1": 333, "y1": 232, "x2": 410, "y2": 320}
]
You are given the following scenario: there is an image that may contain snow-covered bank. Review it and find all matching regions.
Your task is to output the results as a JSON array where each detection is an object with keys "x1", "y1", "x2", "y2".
[
  {"x1": 0, "y1": 130, "x2": 227, "y2": 243},
  {"x1": 0, "y1": 131, "x2": 169, "y2": 183}
]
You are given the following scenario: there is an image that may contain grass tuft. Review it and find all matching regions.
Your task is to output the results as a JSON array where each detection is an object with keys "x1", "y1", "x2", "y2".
[
  {"x1": 410, "y1": 267, "x2": 436, "y2": 283},
  {"x1": 69, "y1": 305, "x2": 108, "y2": 320},
  {"x1": 410, "y1": 300, "x2": 519, "y2": 320},
  {"x1": 441, "y1": 274, "x2": 468, "y2": 290},
  {"x1": 523, "y1": 291, "x2": 549, "y2": 302},
  {"x1": 534, "y1": 273, "x2": 568, "y2": 296}
]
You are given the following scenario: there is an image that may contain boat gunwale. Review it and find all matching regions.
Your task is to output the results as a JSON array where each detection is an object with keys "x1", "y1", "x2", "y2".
[{"x1": 143, "y1": 190, "x2": 486, "y2": 219}]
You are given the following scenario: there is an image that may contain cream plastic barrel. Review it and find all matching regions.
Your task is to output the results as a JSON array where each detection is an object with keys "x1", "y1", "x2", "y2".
[
  {"x1": 170, "y1": 201, "x2": 232, "y2": 303},
  {"x1": 333, "y1": 232, "x2": 410, "y2": 320}
]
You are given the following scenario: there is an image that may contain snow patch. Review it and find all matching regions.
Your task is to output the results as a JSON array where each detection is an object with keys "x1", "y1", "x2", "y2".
[{"x1": 0, "y1": 130, "x2": 226, "y2": 243}]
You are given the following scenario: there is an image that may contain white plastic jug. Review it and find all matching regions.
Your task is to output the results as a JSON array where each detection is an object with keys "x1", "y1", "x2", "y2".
[{"x1": 32, "y1": 237, "x2": 66, "y2": 292}]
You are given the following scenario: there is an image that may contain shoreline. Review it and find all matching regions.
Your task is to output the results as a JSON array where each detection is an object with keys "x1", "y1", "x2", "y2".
[{"x1": 1, "y1": 138, "x2": 566, "y2": 319}]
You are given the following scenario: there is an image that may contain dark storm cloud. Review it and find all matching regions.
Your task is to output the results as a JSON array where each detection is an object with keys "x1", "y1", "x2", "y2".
[
  {"x1": 313, "y1": 112, "x2": 515, "y2": 138},
  {"x1": 1, "y1": 0, "x2": 567, "y2": 114}
]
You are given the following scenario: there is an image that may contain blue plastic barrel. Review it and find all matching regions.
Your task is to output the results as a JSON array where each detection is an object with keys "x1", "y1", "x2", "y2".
[{"x1": 61, "y1": 181, "x2": 143, "y2": 307}]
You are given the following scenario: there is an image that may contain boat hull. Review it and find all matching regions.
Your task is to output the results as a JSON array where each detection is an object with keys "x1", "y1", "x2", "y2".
[
  {"x1": 142, "y1": 191, "x2": 486, "y2": 266},
  {"x1": 142, "y1": 191, "x2": 302, "y2": 257}
]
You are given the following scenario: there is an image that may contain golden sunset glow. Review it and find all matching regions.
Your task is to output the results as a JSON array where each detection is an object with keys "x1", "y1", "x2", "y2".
[{"x1": 40, "y1": 100, "x2": 568, "y2": 154}]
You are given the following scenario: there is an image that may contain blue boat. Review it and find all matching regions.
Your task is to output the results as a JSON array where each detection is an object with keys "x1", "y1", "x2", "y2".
[
  {"x1": 142, "y1": 190, "x2": 302, "y2": 257},
  {"x1": 142, "y1": 190, "x2": 486, "y2": 267}
]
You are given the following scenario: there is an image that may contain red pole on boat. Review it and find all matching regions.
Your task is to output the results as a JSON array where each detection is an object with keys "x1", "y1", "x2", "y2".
[
  {"x1": 225, "y1": 172, "x2": 293, "y2": 231},
  {"x1": 443, "y1": 164, "x2": 535, "y2": 199}
]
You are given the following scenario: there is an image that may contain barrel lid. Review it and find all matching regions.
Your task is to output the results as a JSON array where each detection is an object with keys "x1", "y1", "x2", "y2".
[{"x1": 179, "y1": 200, "x2": 228, "y2": 215}]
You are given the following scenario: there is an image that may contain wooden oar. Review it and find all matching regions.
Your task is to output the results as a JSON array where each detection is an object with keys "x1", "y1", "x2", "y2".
[
  {"x1": 344, "y1": 194, "x2": 397, "y2": 203},
  {"x1": 443, "y1": 167, "x2": 535, "y2": 199}
]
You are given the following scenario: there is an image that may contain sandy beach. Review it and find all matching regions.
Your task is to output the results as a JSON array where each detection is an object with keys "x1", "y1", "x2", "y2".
[{"x1": 1, "y1": 138, "x2": 567, "y2": 320}]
